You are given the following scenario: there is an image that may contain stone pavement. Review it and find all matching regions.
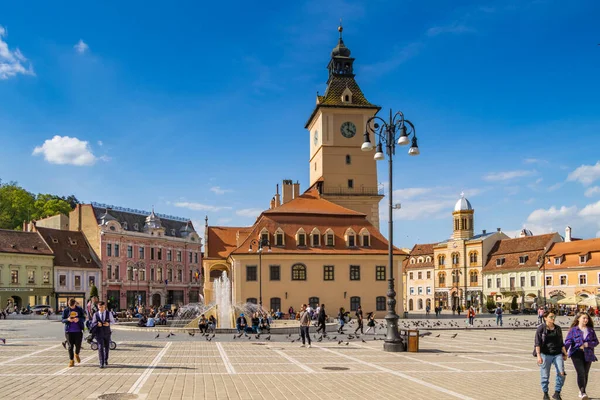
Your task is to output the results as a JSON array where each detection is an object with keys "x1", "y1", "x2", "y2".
[{"x1": 0, "y1": 320, "x2": 599, "y2": 399}]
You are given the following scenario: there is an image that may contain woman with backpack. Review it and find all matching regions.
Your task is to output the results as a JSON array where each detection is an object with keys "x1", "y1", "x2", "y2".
[
  {"x1": 337, "y1": 307, "x2": 346, "y2": 334},
  {"x1": 535, "y1": 310, "x2": 567, "y2": 400},
  {"x1": 564, "y1": 312, "x2": 598, "y2": 400}
]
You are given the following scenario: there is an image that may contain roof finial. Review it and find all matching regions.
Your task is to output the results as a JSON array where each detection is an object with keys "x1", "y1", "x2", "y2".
[
  {"x1": 460, "y1": 191, "x2": 465, "y2": 198},
  {"x1": 204, "y1": 215, "x2": 208, "y2": 227},
  {"x1": 338, "y1": 18, "x2": 343, "y2": 40}
]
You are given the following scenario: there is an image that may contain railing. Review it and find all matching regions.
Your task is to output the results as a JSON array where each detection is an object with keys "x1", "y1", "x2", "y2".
[
  {"x1": 500, "y1": 287, "x2": 524, "y2": 293},
  {"x1": 321, "y1": 186, "x2": 383, "y2": 196}
]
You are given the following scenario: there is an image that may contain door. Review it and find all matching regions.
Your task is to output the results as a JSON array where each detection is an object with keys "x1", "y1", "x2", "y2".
[{"x1": 152, "y1": 293, "x2": 161, "y2": 307}]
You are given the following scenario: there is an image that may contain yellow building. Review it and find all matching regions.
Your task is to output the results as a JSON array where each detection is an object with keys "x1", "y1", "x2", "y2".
[
  {"x1": 482, "y1": 231, "x2": 562, "y2": 309},
  {"x1": 0, "y1": 229, "x2": 54, "y2": 309},
  {"x1": 544, "y1": 235, "x2": 600, "y2": 301},
  {"x1": 202, "y1": 26, "x2": 407, "y2": 317},
  {"x1": 432, "y1": 195, "x2": 508, "y2": 310},
  {"x1": 404, "y1": 244, "x2": 435, "y2": 312}
]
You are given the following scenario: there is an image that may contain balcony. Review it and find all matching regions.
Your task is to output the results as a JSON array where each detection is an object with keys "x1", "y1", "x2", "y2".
[
  {"x1": 500, "y1": 287, "x2": 524, "y2": 293},
  {"x1": 321, "y1": 186, "x2": 383, "y2": 196}
]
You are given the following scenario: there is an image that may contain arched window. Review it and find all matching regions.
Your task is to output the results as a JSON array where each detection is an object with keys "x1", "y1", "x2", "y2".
[
  {"x1": 107, "y1": 265, "x2": 112, "y2": 280},
  {"x1": 408, "y1": 299, "x2": 414, "y2": 311},
  {"x1": 308, "y1": 297, "x2": 319, "y2": 308},
  {"x1": 376, "y1": 296, "x2": 386, "y2": 311},
  {"x1": 452, "y1": 253, "x2": 460, "y2": 265},
  {"x1": 418, "y1": 299, "x2": 423, "y2": 310},
  {"x1": 167, "y1": 268, "x2": 173, "y2": 282},
  {"x1": 156, "y1": 267, "x2": 163, "y2": 282},
  {"x1": 470, "y1": 271, "x2": 478, "y2": 284},
  {"x1": 350, "y1": 296, "x2": 361, "y2": 311},
  {"x1": 438, "y1": 255, "x2": 445, "y2": 267},
  {"x1": 426, "y1": 299, "x2": 432, "y2": 309},
  {"x1": 345, "y1": 154, "x2": 351, "y2": 164},
  {"x1": 469, "y1": 252, "x2": 478, "y2": 264},
  {"x1": 246, "y1": 298, "x2": 257, "y2": 304},
  {"x1": 438, "y1": 272, "x2": 446, "y2": 286},
  {"x1": 410, "y1": 258, "x2": 416, "y2": 264},
  {"x1": 291, "y1": 264, "x2": 307, "y2": 281},
  {"x1": 127, "y1": 266, "x2": 134, "y2": 281},
  {"x1": 452, "y1": 270, "x2": 460, "y2": 284},
  {"x1": 114, "y1": 265, "x2": 119, "y2": 280}
]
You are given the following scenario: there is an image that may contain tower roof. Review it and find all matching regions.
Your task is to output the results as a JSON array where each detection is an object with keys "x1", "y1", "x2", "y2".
[{"x1": 454, "y1": 192, "x2": 473, "y2": 212}]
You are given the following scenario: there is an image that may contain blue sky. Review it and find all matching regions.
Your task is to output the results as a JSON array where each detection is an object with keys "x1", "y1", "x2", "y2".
[{"x1": 1, "y1": 0, "x2": 600, "y2": 249}]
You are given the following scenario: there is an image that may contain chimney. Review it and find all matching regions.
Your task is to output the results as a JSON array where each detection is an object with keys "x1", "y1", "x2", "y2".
[
  {"x1": 293, "y1": 181, "x2": 300, "y2": 199},
  {"x1": 274, "y1": 184, "x2": 281, "y2": 207},
  {"x1": 482, "y1": 229, "x2": 486, "y2": 235},
  {"x1": 282, "y1": 179, "x2": 293, "y2": 204},
  {"x1": 270, "y1": 197, "x2": 275, "y2": 210},
  {"x1": 497, "y1": 228, "x2": 501, "y2": 232},
  {"x1": 565, "y1": 226, "x2": 572, "y2": 242}
]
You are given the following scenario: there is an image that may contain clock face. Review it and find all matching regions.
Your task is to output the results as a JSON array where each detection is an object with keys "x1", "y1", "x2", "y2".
[
  {"x1": 340, "y1": 121, "x2": 356, "y2": 138},
  {"x1": 313, "y1": 130, "x2": 318, "y2": 146}
]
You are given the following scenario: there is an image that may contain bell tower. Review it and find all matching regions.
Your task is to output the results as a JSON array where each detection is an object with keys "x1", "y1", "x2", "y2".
[
  {"x1": 452, "y1": 193, "x2": 474, "y2": 240},
  {"x1": 305, "y1": 24, "x2": 383, "y2": 228}
]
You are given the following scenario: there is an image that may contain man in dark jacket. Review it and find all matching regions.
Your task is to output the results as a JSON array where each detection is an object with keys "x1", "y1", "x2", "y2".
[
  {"x1": 61, "y1": 298, "x2": 86, "y2": 367},
  {"x1": 91, "y1": 301, "x2": 116, "y2": 368},
  {"x1": 316, "y1": 304, "x2": 327, "y2": 335},
  {"x1": 236, "y1": 314, "x2": 247, "y2": 333}
]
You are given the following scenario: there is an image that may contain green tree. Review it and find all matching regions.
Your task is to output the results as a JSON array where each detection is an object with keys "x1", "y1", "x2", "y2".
[
  {"x1": 89, "y1": 285, "x2": 99, "y2": 299},
  {"x1": 486, "y1": 297, "x2": 496, "y2": 312},
  {"x1": 0, "y1": 181, "x2": 35, "y2": 230},
  {"x1": 33, "y1": 194, "x2": 72, "y2": 220},
  {"x1": 510, "y1": 296, "x2": 518, "y2": 311}
]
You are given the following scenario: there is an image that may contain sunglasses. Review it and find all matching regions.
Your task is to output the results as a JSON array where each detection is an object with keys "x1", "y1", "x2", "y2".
[{"x1": 547, "y1": 315, "x2": 556, "y2": 319}]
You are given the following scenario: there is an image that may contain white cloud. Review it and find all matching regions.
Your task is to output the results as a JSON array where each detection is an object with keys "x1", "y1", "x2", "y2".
[
  {"x1": 0, "y1": 25, "x2": 34, "y2": 79},
  {"x1": 393, "y1": 187, "x2": 433, "y2": 200},
  {"x1": 523, "y1": 201, "x2": 600, "y2": 239},
  {"x1": 236, "y1": 208, "x2": 263, "y2": 218},
  {"x1": 210, "y1": 186, "x2": 232, "y2": 195},
  {"x1": 524, "y1": 198, "x2": 535, "y2": 204},
  {"x1": 579, "y1": 201, "x2": 600, "y2": 217},
  {"x1": 584, "y1": 186, "x2": 600, "y2": 198},
  {"x1": 97, "y1": 140, "x2": 103, "y2": 146},
  {"x1": 174, "y1": 202, "x2": 232, "y2": 212},
  {"x1": 32, "y1": 135, "x2": 100, "y2": 166},
  {"x1": 427, "y1": 23, "x2": 475, "y2": 37},
  {"x1": 524, "y1": 158, "x2": 548, "y2": 165},
  {"x1": 74, "y1": 39, "x2": 89, "y2": 54},
  {"x1": 217, "y1": 218, "x2": 232, "y2": 225},
  {"x1": 567, "y1": 161, "x2": 600, "y2": 186},
  {"x1": 548, "y1": 182, "x2": 563, "y2": 191},
  {"x1": 483, "y1": 170, "x2": 536, "y2": 181}
]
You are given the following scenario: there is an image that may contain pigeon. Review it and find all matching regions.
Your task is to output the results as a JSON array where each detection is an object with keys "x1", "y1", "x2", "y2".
[
  {"x1": 265, "y1": 335, "x2": 271, "y2": 341},
  {"x1": 338, "y1": 340, "x2": 343, "y2": 345},
  {"x1": 345, "y1": 342, "x2": 349, "y2": 346},
  {"x1": 435, "y1": 334, "x2": 440, "y2": 338},
  {"x1": 155, "y1": 334, "x2": 160, "y2": 339},
  {"x1": 493, "y1": 338, "x2": 496, "y2": 341},
  {"x1": 451, "y1": 333, "x2": 458, "y2": 338},
  {"x1": 233, "y1": 335, "x2": 237, "y2": 340},
  {"x1": 361, "y1": 339, "x2": 366, "y2": 343},
  {"x1": 170, "y1": 332, "x2": 175, "y2": 336},
  {"x1": 166, "y1": 333, "x2": 171, "y2": 338}
]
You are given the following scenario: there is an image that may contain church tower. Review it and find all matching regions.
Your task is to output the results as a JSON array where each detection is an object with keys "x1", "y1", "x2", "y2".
[
  {"x1": 305, "y1": 24, "x2": 383, "y2": 228},
  {"x1": 452, "y1": 193, "x2": 474, "y2": 239}
]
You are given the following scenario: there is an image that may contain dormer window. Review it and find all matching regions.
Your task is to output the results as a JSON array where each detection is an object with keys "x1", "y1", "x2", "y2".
[
  {"x1": 311, "y1": 228, "x2": 321, "y2": 247},
  {"x1": 425, "y1": 256, "x2": 432, "y2": 263},
  {"x1": 496, "y1": 258, "x2": 505, "y2": 266},
  {"x1": 123, "y1": 222, "x2": 128, "y2": 230},
  {"x1": 325, "y1": 230, "x2": 335, "y2": 247},
  {"x1": 133, "y1": 223, "x2": 139, "y2": 231},
  {"x1": 580, "y1": 254, "x2": 588, "y2": 263},
  {"x1": 171, "y1": 229, "x2": 176, "y2": 236},
  {"x1": 275, "y1": 231, "x2": 284, "y2": 246},
  {"x1": 410, "y1": 258, "x2": 416, "y2": 264},
  {"x1": 341, "y1": 87, "x2": 353, "y2": 103},
  {"x1": 519, "y1": 255, "x2": 529, "y2": 265},
  {"x1": 417, "y1": 257, "x2": 424, "y2": 263},
  {"x1": 348, "y1": 235, "x2": 355, "y2": 247},
  {"x1": 298, "y1": 233, "x2": 306, "y2": 247},
  {"x1": 554, "y1": 257, "x2": 562, "y2": 265},
  {"x1": 362, "y1": 234, "x2": 370, "y2": 247}
]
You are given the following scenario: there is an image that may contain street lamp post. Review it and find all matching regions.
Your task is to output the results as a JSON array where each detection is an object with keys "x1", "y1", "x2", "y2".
[
  {"x1": 133, "y1": 263, "x2": 141, "y2": 308},
  {"x1": 248, "y1": 238, "x2": 272, "y2": 308},
  {"x1": 361, "y1": 108, "x2": 420, "y2": 353},
  {"x1": 536, "y1": 257, "x2": 548, "y2": 309}
]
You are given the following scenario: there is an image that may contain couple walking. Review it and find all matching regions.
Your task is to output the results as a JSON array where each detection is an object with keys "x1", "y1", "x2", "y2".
[{"x1": 535, "y1": 311, "x2": 598, "y2": 400}]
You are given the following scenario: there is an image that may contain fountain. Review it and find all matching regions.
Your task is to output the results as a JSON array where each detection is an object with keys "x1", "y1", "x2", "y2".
[{"x1": 214, "y1": 271, "x2": 232, "y2": 328}]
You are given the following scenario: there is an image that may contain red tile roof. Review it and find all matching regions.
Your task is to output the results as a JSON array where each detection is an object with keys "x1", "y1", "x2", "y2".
[
  {"x1": 206, "y1": 226, "x2": 252, "y2": 259},
  {"x1": 0, "y1": 229, "x2": 53, "y2": 256},
  {"x1": 545, "y1": 238, "x2": 600, "y2": 270},
  {"x1": 483, "y1": 233, "x2": 559, "y2": 273},
  {"x1": 263, "y1": 188, "x2": 365, "y2": 216},
  {"x1": 404, "y1": 243, "x2": 436, "y2": 269}
]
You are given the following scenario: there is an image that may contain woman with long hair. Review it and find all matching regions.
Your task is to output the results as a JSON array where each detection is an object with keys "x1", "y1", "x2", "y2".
[
  {"x1": 535, "y1": 310, "x2": 567, "y2": 400},
  {"x1": 564, "y1": 312, "x2": 598, "y2": 400}
]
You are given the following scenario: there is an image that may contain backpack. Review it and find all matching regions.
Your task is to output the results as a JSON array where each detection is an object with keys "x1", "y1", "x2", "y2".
[{"x1": 532, "y1": 325, "x2": 547, "y2": 357}]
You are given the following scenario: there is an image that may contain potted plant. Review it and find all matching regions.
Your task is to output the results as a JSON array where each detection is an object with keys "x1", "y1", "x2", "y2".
[
  {"x1": 510, "y1": 297, "x2": 520, "y2": 314},
  {"x1": 486, "y1": 297, "x2": 496, "y2": 313}
]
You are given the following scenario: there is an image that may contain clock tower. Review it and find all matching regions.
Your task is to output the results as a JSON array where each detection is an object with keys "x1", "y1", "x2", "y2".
[{"x1": 305, "y1": 24, "x2": 383, "y2": 228}]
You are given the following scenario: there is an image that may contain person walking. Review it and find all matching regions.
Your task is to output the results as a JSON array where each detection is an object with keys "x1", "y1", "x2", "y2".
[
  {"x1": 364, "y1": 312, "x2": 376, "y2": 335},
  {"x1": 337, "y1": 307, "x2": 346, "y2": 334},
  {"x1": 299, "y1": 304, "x2": 311, "y2": 348},
  {"x1": 316, "y1": 304, "x2": 327, "y2": 336},
  {"x1": 61, "y1": 298, "x2": 85, "y2": 368},
  {"x1": 564, "y1": 312, "x2": 598, "y2": 400},
  {"x1": 467, "y1": 306, "x2": 476, "y2": 327},
  {"x1": 354, "y1": 305, "x2": 364, "y2": 335},
  {"x1": 535, "y1": 310, "x2": 567, "y2": 400},
  {"x1": 495, "y1": 304, "x2": 503, "y2": 327},
  {"x1": 91, "y1": 301, "x2": 115, "y2": 368},
  {"x1": 538, "y1": 307, "x2": 545, "y2": 325}
]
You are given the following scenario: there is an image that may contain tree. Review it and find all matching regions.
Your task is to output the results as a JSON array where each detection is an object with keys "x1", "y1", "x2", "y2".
[
  {"x1": 486, "y1": 297, "x2": 496, "y2": 312},
  {"x1": 0, "y1": 182, "x2": 35, "y2": 230},
  {"x1": 510, "y1": 296, "x2": 518, "y2": 311},
  {"x1": 32, "y1": 194, "x2": 72, "y2": 220},
  {"x1": 89, "y1": 285, "x2": 99, "y2": 299}
]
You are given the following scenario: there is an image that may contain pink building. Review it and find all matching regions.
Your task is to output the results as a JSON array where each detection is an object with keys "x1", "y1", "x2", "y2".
[{"x1": 71, "y1": 203, "x2": 203, "y2": 310}]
